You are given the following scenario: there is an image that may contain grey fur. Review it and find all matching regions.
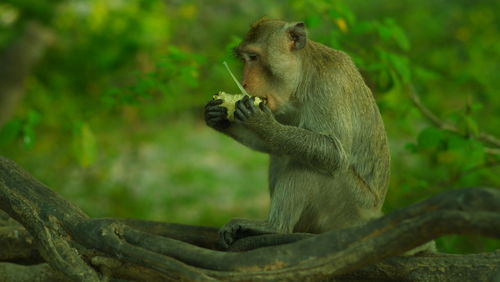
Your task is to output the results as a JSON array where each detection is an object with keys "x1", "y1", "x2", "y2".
[{"x1": 208, "y1": 19, "x2": 390, "y2": 248}]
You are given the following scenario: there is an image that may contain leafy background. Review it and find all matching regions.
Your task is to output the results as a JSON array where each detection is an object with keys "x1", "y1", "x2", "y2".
[{"x1": 0, "y1": 0, "x2": 498, "y2": 253}]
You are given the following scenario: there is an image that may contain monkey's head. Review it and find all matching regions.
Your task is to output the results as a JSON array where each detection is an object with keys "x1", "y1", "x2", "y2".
[{"x1": 235, "y1": 19, "x2": 307, "y2": 112}]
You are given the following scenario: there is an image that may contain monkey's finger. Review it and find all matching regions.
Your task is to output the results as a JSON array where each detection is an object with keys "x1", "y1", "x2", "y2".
[
  {"x1": 241, "y1": 95, "x2": 249, "y2": 103},
  {"x1": 218, "y1": 229, "x2": 232, "y2": 249},
  {"x1": 206, "y1": 121, "x2": 220, "y2": 129},
  {"x1": 259, "y1": 102, "x2": 273, "y2": 115},
  {"x1": 244, "y1": 96, "x2": 256, "y2": 113},
  {"x1": 209, "y1": 120, "x2": 229, "y2": 129},
  {"x1": 241, "y1": 96, "x2": 253, "y2": 110},
  {"x1": 205, "y1": 107, "x2": 227, "y2": 114},
  {"x1": 206, "y1": 119, "x2": 229, "y2": 129},
  {"x1": 223, "y1": 231, "x2": 233, "y2": 247},
  {"x1": 205, "y1": 99, "x2": 224, "y2": 108},
  {"x1": 205, "y1": 102, "x2": 223, "y2": 111},
  {"x1": 210, "y1": 99, "x2": 224, "y2": 105},
  {"x1": 205, "y1": 113, "x2": 226, "y2": 120},
  {"x1": 205, "y1": 108, "x2": 228, "y2": 117},
  {"x1": 205, "y1": 110, "x2": 226, "y2": 120},
  {"x1": 234, "y1": 108, "x2": 246, "y2": 122},
  {"x1": 235, "y1": 100, "x2": 251, "y2": 119},
  {"x1": 206, "y1": 117, "x2": 229, "y2": 125}
]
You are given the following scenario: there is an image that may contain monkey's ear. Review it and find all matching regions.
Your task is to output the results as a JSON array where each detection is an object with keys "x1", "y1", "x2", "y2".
[{"x1": 287, "y1": 22, "x2": 307, "y2": 50}]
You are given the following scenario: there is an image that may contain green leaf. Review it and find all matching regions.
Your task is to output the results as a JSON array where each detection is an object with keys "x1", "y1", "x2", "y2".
[
  {"x1": 464, "y1": 116, "x2": 480, "y2": 137},
  {"x1": 414, "y1": 66, "x2": 441, "y2": 81},
  {"x1": 387, "y1": 52, "x2": 411, "y2": 83},
  {"x1": 0, "y1": 119, "x2": 22, "y2": 145},
  {"x1": 376, "y1": 69, "x2": 395, "y2": 93},
  {"x1": 469, "y1": 102, "x2": 483, "y2": 112},
  {"x1": 391, "y1": 24, "x2": 410, "y2": 51},
  {"x1": 445, "y1": 135, "x2": 485, "y2": 170},
  {"x1": 351, "y1": 21, "x2": 375, "y2": 34},
  {"x1": 225, "y1": 35, "x2": 242, "y2": 56},
  {"x1": 465, "y1": 140, "x2": 485, "y2": 169},
  {"x1": 22, "y1": 111, "x2": 41, "y2": 149},
  {"x1": 167, "y1": 45, "x2": 188, "y2": 61},
  {"x1": 405, "y1": 143, "x2": 418, "y2": 153},
  {"x1": 417, "y1": 127, "x2": 444, "y2": 150},
  {"x1": 383, "y1": 18, "x2": 410, "y2": 51},
  {"x1": 304, "y1": 15, "x2": 321, "y2": 28},
  {"x1": 447, "y1": 134, "x2": 468, "y2": 151},
  {"x1": 376, "y1": 23, "x2": 392, "y2": 41}
]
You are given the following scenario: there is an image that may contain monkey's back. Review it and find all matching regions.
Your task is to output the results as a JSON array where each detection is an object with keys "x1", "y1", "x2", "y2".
[{"x1": 271, "y1": 41, "x2": 390, "y2": 233}]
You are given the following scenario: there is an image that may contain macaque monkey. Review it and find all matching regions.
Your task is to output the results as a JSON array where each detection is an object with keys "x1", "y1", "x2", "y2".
[{"x1": 204, "y1": 19, "x2": 390, "y2": 249}]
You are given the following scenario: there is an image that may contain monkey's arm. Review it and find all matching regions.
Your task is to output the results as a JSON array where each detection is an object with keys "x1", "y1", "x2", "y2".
[
  {"x1": 220, "y1": 124, "x2": 272, "y2": 153},
  {"x1": 262, "y1": 124, "x2": 348, "y2": 171},
  {"x1": 235, "y1": 97, "x2": 350, "y2": 172}
]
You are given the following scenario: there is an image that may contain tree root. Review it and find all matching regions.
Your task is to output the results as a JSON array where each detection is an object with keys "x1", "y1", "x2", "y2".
[{"x1": 1, "y1": 156, "x2": 499, "y2": 281}]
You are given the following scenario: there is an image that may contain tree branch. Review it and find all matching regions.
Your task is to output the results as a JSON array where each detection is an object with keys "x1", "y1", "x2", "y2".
[
  {"x1": 0, "y1": 156, "x2": 499, "y2": 281},
  {"x1": 407, "y1": 84, "x2": 500, "y2": 151}
]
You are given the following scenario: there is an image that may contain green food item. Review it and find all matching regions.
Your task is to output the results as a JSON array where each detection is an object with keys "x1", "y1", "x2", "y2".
[{"x1": 213, "y1": 91, "x2": 263, "y2": 121}]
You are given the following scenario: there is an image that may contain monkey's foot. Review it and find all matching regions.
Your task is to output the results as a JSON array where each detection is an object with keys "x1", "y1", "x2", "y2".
[
  {"x1": 218, "y1": 219, "x2": 276, "y2": 250},
  {"x1": 219, "y1": 220, "x2": 242, "y2": 249}
]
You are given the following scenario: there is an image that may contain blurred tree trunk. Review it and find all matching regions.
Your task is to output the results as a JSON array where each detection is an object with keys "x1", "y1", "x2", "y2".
[{"x1": 0, "y1": 22, "x2": 53, "y2": 129}]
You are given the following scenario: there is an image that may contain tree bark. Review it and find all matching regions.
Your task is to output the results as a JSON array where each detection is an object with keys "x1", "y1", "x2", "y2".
[{"x1": 0, "y1": 156, "x2": 499, "y2": 281}]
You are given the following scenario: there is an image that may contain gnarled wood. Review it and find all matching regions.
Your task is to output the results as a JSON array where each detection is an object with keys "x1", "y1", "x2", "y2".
[{"x1": 0, "y1": 156, "x2": 499, "y2": 281}]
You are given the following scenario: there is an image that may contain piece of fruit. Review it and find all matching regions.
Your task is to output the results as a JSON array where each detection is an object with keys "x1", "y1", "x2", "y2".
[{"x1": 213, "y1": 91, "x2": 263, "y2": 121}]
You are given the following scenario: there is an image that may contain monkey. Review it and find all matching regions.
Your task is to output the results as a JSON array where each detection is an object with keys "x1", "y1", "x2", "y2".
[{"x1": 204, "y1": 18, "x2": 390, "y2": 249}]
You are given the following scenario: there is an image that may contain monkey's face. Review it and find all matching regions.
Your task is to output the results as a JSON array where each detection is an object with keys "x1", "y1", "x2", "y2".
[
  {"x1": 235, "y1": 19, "x2": 307, "y2": 112},
  {"x1": 239, "y1": 48, "x2": 285, "y2": 111}
]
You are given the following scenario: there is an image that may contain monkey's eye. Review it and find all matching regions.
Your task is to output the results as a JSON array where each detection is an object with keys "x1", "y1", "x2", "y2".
[{"x1": 245, "y1": 53, "x2": 259, "y2": 62}]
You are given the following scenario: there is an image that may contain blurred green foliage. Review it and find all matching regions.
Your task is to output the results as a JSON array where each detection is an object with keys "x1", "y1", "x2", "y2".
[{"x1": 0, "y1": 0, "x2": 498, "y2": 254}]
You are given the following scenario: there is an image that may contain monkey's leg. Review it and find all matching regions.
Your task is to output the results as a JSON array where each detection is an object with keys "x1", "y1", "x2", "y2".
[
  {"x1": 219, "y1": 170, "x2": 308, "y2": 249},
  {"x1": 267, "y1": 169, "x2": 310, "y2": 232}
]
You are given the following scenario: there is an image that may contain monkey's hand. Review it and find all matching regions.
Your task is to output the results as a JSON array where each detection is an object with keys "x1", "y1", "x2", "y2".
[
  {"x1": 234, "y1": 95, "x2": 275, "y2": 130},
  {"x1": 219, "y1": 218, "x2": 276, "y2": 249},
  {"x1": 205, "y1": 99, "x2": 231, "y2": 130}
]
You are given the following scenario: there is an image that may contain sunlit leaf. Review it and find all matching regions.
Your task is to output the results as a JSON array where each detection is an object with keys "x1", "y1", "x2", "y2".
[
  {"x1": 73, "y1": 122, "x2": 97, "y2": 167},
  {"x1": 178, "y1": 3, "x2": 197, "y2": 19},
  {"x1": 89, "y1": 0, "x2": 108, "y2": 31},
  {"x1": 335, "y1": 18, "x2": 348, "y2": 33},
  {"x1": 22, "y1": 111, "x2": 41, "y2": 149}
]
